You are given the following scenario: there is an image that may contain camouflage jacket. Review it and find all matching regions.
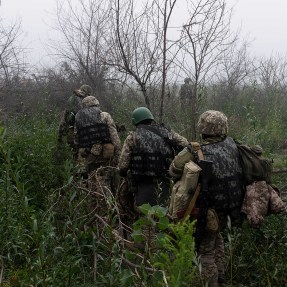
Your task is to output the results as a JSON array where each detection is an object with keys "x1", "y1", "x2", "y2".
[
  {"x1": 118, "y1": 123, "x2": 188, "y2": 177},
  {"x1": 58, "y1": 94, "x2": 83, "y2": 141},
  {"x1": 241, "y1": 181, "x2": 285, "y2": 227},
  {"x1": 180, "y1": 83, "x2": 193, "y2": 100}
]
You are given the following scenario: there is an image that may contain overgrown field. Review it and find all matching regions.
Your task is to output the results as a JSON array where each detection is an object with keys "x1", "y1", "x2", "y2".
[{"x1": 0, "y1": 98, "x2": 287, "y2": 286}]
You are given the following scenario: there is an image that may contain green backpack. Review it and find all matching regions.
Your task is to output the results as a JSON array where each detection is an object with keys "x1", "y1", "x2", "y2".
[{"x1": 235, "y1": 142, "x2": 273, "y2": 185}]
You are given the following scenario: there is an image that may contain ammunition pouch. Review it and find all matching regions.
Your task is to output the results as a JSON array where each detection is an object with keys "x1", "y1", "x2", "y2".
[
  {"x1": 91, "y1": 144, "x2": 102, "y2": 156},
  {"x1": 102, "y1": 143, "x2": 115, "y2": 159},
  {"x1": 205, "y1": 208, "x2": 219, "y2": 232}
]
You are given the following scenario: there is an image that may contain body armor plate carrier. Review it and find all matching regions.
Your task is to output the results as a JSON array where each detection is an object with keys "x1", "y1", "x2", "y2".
[
  {"x1": 131, "y1": 124, "x2": 174, "y2": 178},
  {"x1": 200, "y1": 136, "x2": 244, "y2": 210},
  {"x1": 75, "y1": 107, "x2": 111, "y2": 148}
]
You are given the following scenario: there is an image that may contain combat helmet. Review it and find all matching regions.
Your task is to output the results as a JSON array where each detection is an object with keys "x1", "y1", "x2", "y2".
[
  {"x1": 184, "y1": 77, "x2": 192, "y2": 84},
  {"x1": 82, "y1": 96, "x2": 99, "y2": 108},
  {"x1": 198, "y1": 110, "x2": 228, "y2": 136},
  {"x1": 132, "y1": 107, "x2": 154, "y2": 126},
  {"x1": 74, "y1": 84, "x2": 93, "y2": 98}
]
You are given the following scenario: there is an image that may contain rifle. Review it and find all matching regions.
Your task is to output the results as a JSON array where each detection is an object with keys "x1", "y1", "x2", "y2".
[{"x1": 194, "y1": 159, "x2": 213, "y2": 250}]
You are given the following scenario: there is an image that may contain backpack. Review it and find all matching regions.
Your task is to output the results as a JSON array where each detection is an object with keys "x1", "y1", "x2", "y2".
[
  {"x1": 168, "y1": 142, "x2": 203, "y2": 219},
  {"x1": 235, "y1": 142, "x2": 273, "y2": 185}
]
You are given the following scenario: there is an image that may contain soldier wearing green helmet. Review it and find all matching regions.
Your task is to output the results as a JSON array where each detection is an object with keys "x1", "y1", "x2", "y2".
[
  {"x1": 131, "y1": 107, "x2": 154, "y2": 126},
  {"x1": 118, "y1": 107, "x2": 188, "y2": 212}
]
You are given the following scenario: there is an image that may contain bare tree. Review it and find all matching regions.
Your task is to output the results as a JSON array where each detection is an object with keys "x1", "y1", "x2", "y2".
[
  {"x1": 106, "y1": 0, "x2": 162, "y2": 109},
  {"x1": 49, "y1": 0, "x2": 111, "y2": 90},
  {"x1": 257, "y1": 55, "x2": 287, "y2": 91},
  {"x1": 106, "y1": 0, "x2": 180, "y2": 119},
  {"x1": 158, "y1": 0, "x2": 178, "y2": 123},
  {"x1": 179, "y1": 0, "x2": 237, "y2": 139},
  {"x1": 219, "y1": 40, "x2": 254, "y2": 89},
  {"x1": 0, "y1": 19, "x2": 26, "y2": 87}
]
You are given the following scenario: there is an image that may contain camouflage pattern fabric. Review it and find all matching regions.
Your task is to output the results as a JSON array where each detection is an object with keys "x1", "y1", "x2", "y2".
[
  {"x1": 241, "y1": 181, "x2": 285, "y2": 227},
  {"x1": 130, "y1": 125, "x2": 174, "y2": 177},
  {"x1": 198, "y1": 229, "x2": 220, "y2": 287},
  {"x1": 75, "y1": 109, "x2": 121, "y2": 176},
  {"x1": 201, "y1": 136, "x2": 244, "y2": 210},
  {"x1": 179, "y1": 82, "x2": 193, "y2": 101},
  {"x1": 58, "y1": 94, "x2": 83, "y2": 144},
  {"x1": 169, "y1": 134, "x2": 244, "y2": 286},
  {"x1": 118, "y1": 123, "x2": 188, "y2": 212},
  {"x1": 269, "y1": 185, "x2": 285, "y2": 213},
  {"x1": 118, "y1": 125, "x2": 188, "y2": 177},
  {"x1": 198, "y1": 110, "x2": 228, "y2": 136}
]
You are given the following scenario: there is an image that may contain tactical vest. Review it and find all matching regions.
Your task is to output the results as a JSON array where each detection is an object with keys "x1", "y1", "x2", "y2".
[
  {"x1": 130, "y1": 124, "x2": 174, "y2": 178},
  {"x1": 75, "y1": 107, "x2": 111, "y2": 148},
  {"x1": 200, "y1": 136, "x2": 244, "y2": 210}
]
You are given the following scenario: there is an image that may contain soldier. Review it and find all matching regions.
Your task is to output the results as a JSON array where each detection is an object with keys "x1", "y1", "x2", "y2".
[
  {"x1": 118, "y1": 107, "x2": 189, "y2": 212},
  {"x1": 57, "y1": 84, "x2": 93, "y2": 155},
  {"x1": 74, "y1": 95, "x2": 121, "y2": 178},
  {"x1": 179, "y1": 77, "x2": 193, "y2": 103},
  {"x1": 169, "y1": 110, "x2": 244, "y2": 287}
]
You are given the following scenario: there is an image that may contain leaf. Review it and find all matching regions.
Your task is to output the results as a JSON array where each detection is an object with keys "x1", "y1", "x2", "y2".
[
  {"x1": 157, "y1": 216, "x2": 169, "y2": 231},
  {"x1": 131, "y1": 229, "x2": 144, "y2": 243},
  {"x1": 138, "y1": 203, "x2": 152, "y2": 215}
]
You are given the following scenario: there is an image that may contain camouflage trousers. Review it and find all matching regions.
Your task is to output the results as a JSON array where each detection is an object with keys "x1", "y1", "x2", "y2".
[
  {"x1": 84, "y1": 166, "x2": 116, "y2": 227},
  {"x1": 198, "y1": 230, "x2": 225, "y2": 287},
  {"x1": 76, "y1": 147, "x2": 117, "y2": 226},
  {"x1": 76, "y1": 148, "x2": 116, "y2": 175}
]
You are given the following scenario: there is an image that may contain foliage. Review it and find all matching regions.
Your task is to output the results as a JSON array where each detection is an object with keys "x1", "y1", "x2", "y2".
[
  {"x1": 0, "y1": 83, "x2": 287, "y2": 286},
  {"x1": 151, "y1": 218, "x2": 197, "y2": 286}
]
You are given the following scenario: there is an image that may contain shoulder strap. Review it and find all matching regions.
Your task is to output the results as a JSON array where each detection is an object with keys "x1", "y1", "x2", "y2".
[
  {"x1": 190, "y1": 141, "x2": 204, "y2": 161},
  {"x1": 181, "y1": 143, "x2": 203, "y2": 222},
  {"x1": 138, "y1": 124, "x2": 176, "y2": 152},
  {"x1": 138, "y1": 124, "x2": 167, "y2": 140}
]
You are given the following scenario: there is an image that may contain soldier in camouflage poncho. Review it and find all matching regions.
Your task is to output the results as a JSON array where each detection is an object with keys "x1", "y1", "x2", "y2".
[
  {"x1": 58, "y1": 84, "x2": 93, "y2": 155},
  {"x1": 118, "y1": 107, "x2": 189, "y2": 211},
  {"x1": 169, "y1": 110, "x2": 244, "y2": 287}
]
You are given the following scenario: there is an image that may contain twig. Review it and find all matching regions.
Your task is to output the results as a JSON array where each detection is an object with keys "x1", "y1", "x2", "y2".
[
  {"x1": 0, "y1": 256, "x2": 3, "y2": 284},
  {"x1": 273, "y1": 168, "x2": 287, "y2": 174}
]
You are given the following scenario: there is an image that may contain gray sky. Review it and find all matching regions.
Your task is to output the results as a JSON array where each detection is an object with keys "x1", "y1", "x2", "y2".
[{"x1": 1, "y1": 0, "x2": 287, "y2": 65}]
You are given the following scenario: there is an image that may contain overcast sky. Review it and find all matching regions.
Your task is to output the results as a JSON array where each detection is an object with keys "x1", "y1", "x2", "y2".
[{"x1": 1, "y1": 0, "x2": 287, "y2": 66}]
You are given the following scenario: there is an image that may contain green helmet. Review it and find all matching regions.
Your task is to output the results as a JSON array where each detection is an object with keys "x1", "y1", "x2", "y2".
[
  {"x1": 132, "y1": 107, "x2": 154, "y2": 126},
  {"x1": 198, "y1": 110, "x2": 228, "y2": 136},
  {"x1": 82, "y1": 96, "x2": 99, "y2": 107}
]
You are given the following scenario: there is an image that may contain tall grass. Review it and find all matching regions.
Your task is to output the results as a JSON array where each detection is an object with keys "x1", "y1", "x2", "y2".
[{"x1": 0, "y1": 87, "x2": 286, "y2": 286}]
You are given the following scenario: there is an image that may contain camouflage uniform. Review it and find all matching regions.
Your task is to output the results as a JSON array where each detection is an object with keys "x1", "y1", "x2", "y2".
[
  {"x1": 180, "y1": 78, "x2": 193, "y2": 103},
  {"x1": 118, "y1": 122, "x2": 188, "y2": 209},
  {"x1": 58, "y1": 84, "x2": 93, "y2": 155},
  {"x1": 241, "y1": 181, "x2": 285, "y2": 227},
  {"x1": 170, "y1": 110, "x2": 244, "y2": 287},
  {"x1": 74, "y1": 96, "x2": 121, "y2": 225},
  {"x1": 74, "y1": 97, "x2": 121, "y2": 176}
]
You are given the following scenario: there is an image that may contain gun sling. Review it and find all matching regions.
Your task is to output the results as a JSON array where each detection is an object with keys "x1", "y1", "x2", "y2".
[{"x1": 181, "y1": 142, "x2": 204, "y2": 222}]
